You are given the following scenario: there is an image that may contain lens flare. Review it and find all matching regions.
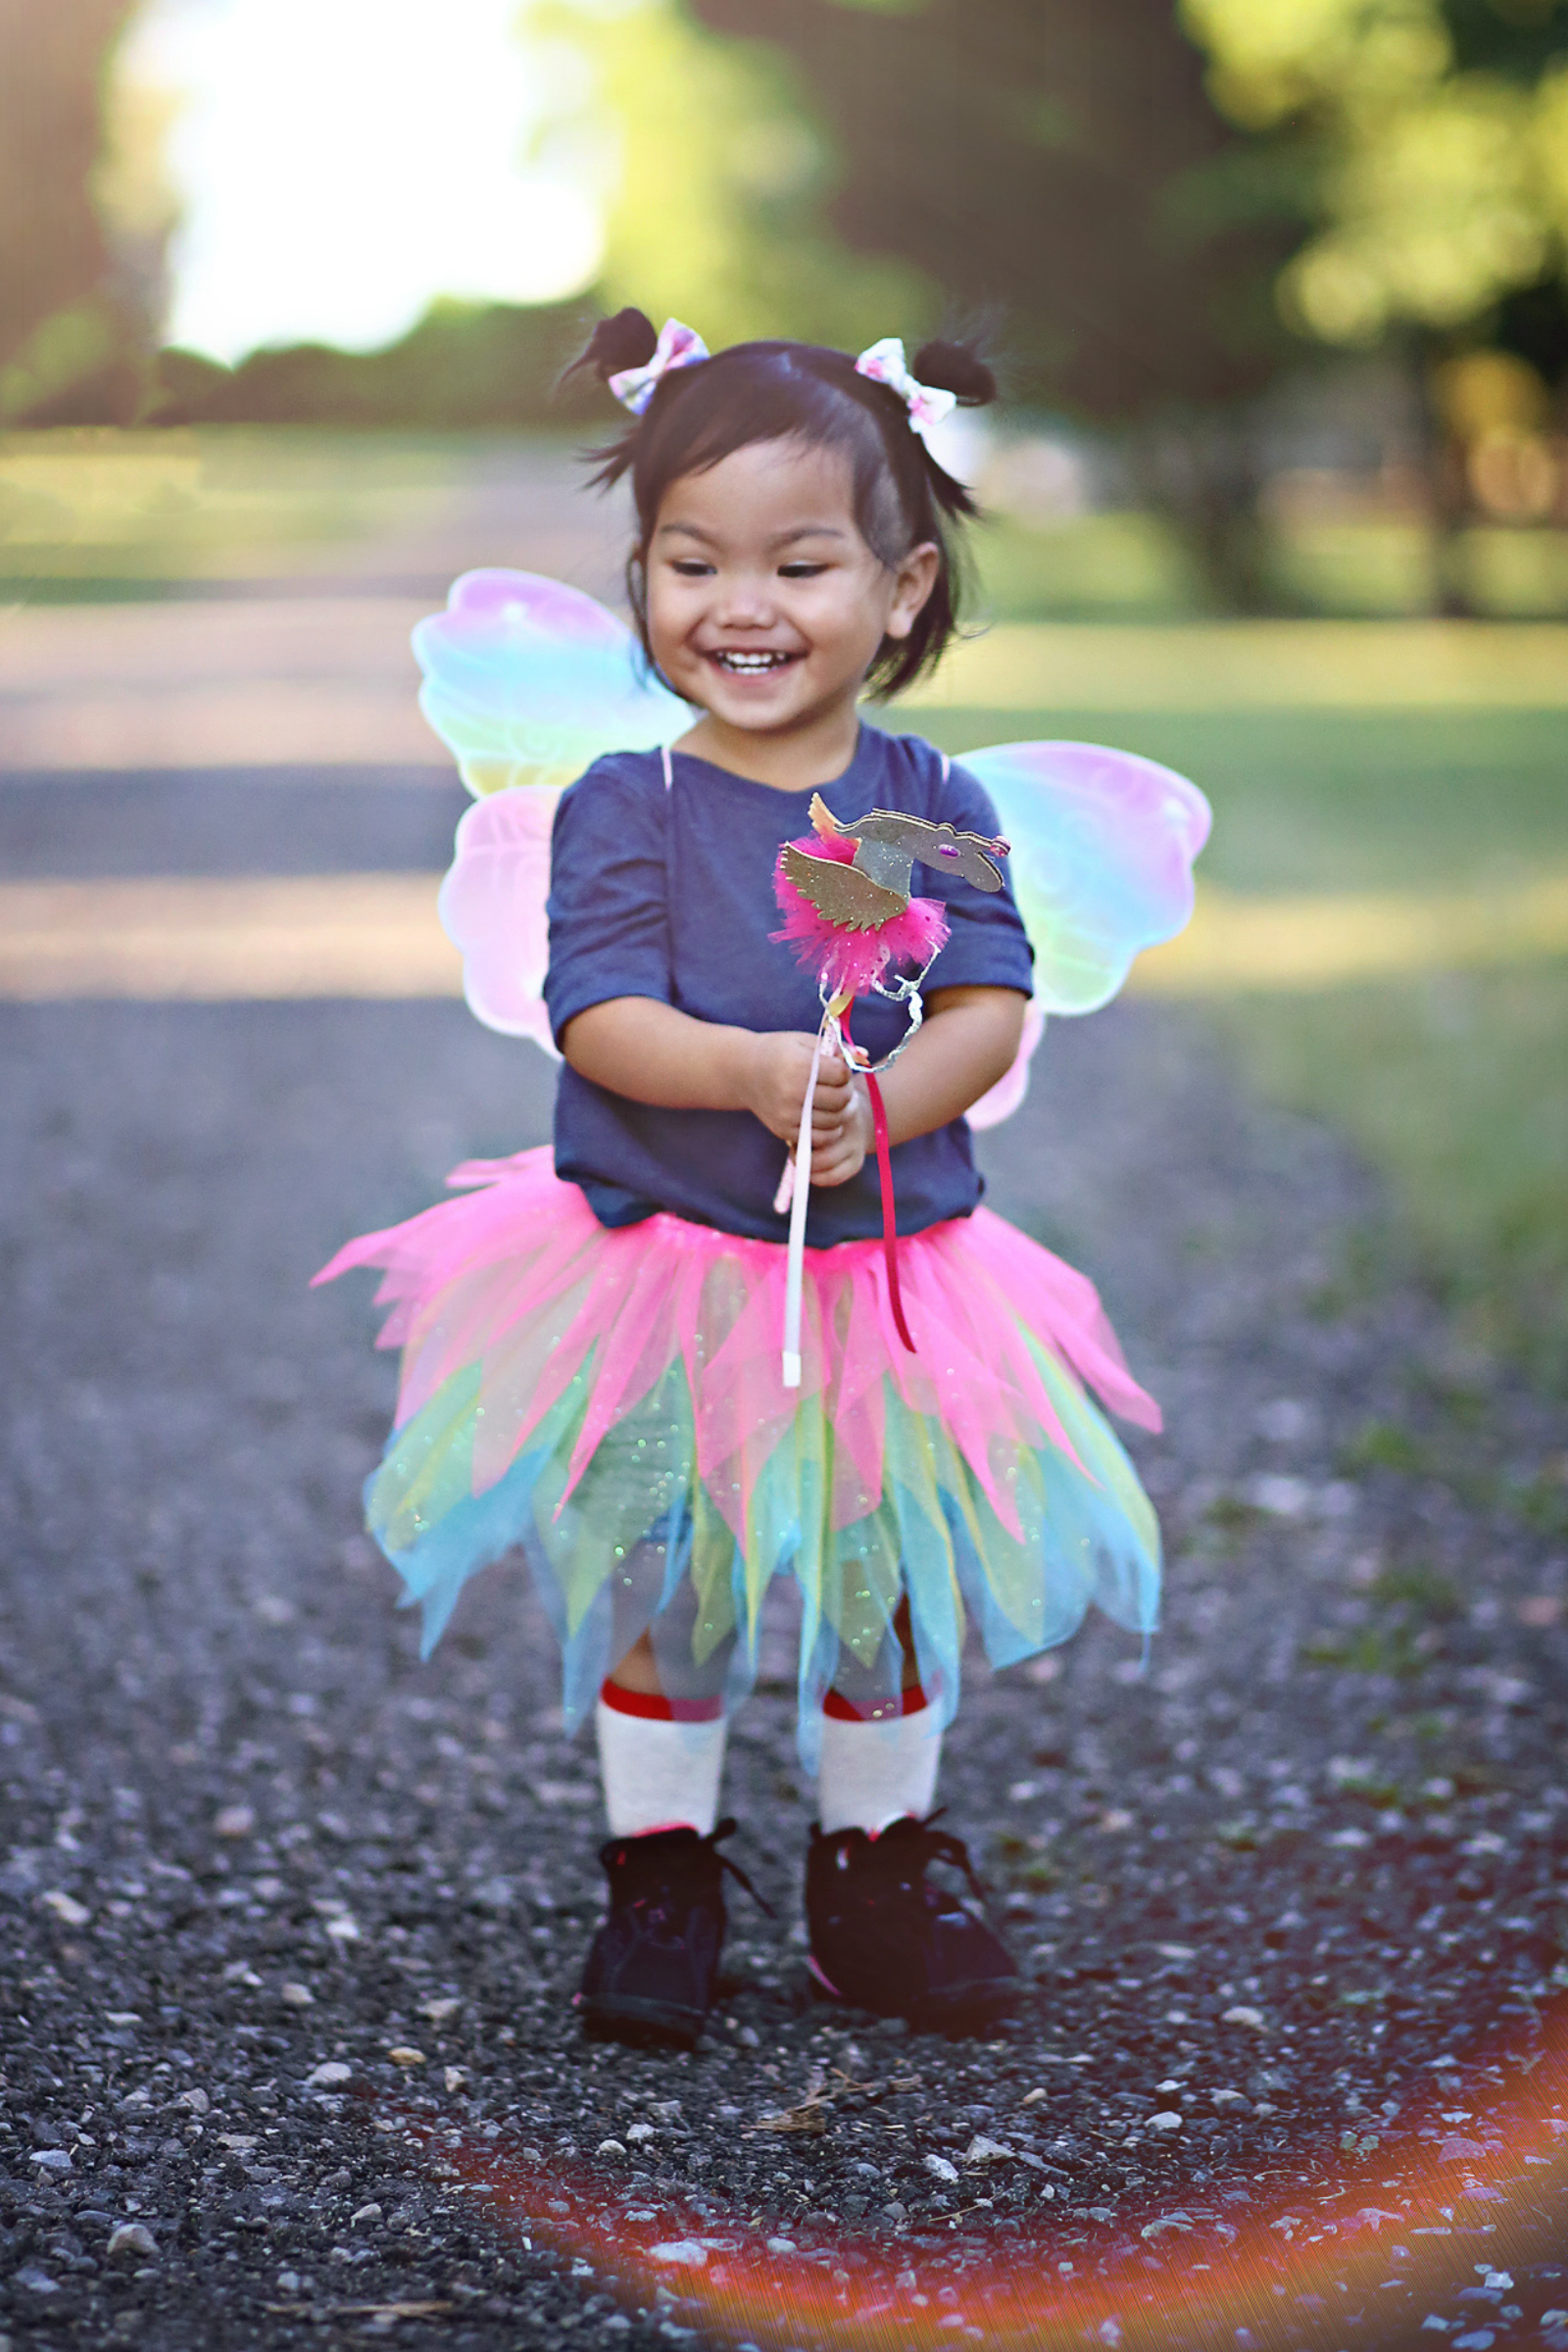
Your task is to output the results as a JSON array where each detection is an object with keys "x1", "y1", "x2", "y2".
[{"x1": 388, "y1": 1997, "x2": 1567, "y2": 2349}]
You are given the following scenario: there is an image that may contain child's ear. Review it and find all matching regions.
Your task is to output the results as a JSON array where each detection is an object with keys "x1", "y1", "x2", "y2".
[{"x1": 884, "y1": 541, "x2": 941, "y2": 641}]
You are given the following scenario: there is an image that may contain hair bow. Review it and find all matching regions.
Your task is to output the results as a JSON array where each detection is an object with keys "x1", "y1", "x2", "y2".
[
  {"x1": 854, "y1": 337, "x2": 957, "y2": 438},
  {"x1": 608, "y1": 318, "x2": 710, "y2": 416}
]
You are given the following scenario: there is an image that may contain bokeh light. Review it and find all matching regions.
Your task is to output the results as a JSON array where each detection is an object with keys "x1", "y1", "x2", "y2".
[{"x1": 117, "y1": 0, "x2": 604, "y2": 363}]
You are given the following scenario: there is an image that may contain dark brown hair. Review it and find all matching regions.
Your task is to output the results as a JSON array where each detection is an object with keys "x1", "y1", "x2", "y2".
[{"x1": 567, "y1": 308, "x2": 998, "y2": 699}]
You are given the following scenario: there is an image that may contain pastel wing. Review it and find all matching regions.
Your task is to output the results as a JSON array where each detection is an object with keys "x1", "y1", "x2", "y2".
[
  {"x1": 437, "y1": 790, "x2": 560, "y2": 1053},
  {"x1": 415, "y1": 569, "x2": 688, "y2": 1045},
  {"x1": 959, "y1": 741, "x2": 1210, "y2": 1129},
  {"x1": 964, "y1": 741, "x2": 1210, "y2": 1012},
  {"x1": 414, "y1": 568, "x2": 689, "y2": 798}
]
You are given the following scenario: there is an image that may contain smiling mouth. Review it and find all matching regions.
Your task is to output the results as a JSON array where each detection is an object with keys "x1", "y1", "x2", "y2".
[{"x1": 708, "y1": 649, "x2": 800, "y2": 674}]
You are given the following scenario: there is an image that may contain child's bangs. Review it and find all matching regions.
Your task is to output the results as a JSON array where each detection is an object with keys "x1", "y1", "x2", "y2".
[{"x1": 630, "y1": 349, "x2": 908, "y2": 566}]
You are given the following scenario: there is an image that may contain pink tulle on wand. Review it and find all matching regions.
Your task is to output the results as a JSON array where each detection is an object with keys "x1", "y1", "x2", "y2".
[{"x1": 770, "y1": 832, "x2": 949, "y2": 997}]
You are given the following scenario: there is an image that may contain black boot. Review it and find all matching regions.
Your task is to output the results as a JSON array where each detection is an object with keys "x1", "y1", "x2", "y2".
[
  {"x1": 806, "y1": 1812, "x2": 1020, "y2": 2034},
  {"x1": 576, "y1": 1818, "x2": 766, "y2": 2048}
]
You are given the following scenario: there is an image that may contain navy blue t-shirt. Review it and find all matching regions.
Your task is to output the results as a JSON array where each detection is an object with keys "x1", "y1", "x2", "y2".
[{"x1": 543, "y1": 725, "x2": 1035, "y2": 1246}]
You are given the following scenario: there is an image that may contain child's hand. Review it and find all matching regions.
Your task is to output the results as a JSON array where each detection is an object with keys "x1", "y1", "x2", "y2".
[
  {"x1": 807, "y1": 1077, "x2": 871, "y2": 1189},
  {"x1": 746, "y1": 1032, "x2": 855, "y2": 1153}
]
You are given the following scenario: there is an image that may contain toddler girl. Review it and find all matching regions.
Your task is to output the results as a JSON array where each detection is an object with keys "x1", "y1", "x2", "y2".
[{"x1": 318, "y1": 310, "x2": 1163, "y2": 2046}]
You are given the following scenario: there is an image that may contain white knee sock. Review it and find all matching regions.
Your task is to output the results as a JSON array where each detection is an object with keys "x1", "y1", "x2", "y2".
[
  {"x1": 816, "y1": 1696, "x2": 942, "y2": 1835},
  {"x1": 595, "y1": 1686, "x2": 727, "y2": 1838}
]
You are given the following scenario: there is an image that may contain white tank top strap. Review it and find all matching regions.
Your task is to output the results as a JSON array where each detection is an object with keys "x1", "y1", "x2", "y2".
[{"x1": 661, "y1": 744, "x2": 674, "y2": 791}]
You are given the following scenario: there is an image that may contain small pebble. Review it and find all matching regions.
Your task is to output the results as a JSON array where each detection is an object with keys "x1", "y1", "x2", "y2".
[
  {"x1": 107, "y1": 2224, "x2": 158, "y2": 2261},
  {"x1": 38, "y1": 1890, "x2": 90, "y2": 1929}
]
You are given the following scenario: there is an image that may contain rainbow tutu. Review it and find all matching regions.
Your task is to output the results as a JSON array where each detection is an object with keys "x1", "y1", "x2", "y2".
[{"x1": 317, "y1": 1149, "x2": 1162, "y2": 1757}]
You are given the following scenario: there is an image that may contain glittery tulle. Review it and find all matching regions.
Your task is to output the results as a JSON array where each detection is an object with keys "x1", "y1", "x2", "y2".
[{"x1": 316, "y1": 1152, "x2": 1162, "y2": 1761}]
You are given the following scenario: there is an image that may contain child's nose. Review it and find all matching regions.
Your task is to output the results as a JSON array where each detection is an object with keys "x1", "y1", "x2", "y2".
[{"x1": 712, "y1": 570, "x2": 779, "y2": 628}]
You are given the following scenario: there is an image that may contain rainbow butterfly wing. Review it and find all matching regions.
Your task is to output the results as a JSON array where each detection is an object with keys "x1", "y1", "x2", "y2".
[
  {"x1": 415, "y1": 568, "x2": 689, "y2": 799},
  {"x1": 958, "y1": 742, "x2": 1210, "y2": 1128},
  {"x1": 415, "y1": 570, "x2": 689, "y2": 1047}
]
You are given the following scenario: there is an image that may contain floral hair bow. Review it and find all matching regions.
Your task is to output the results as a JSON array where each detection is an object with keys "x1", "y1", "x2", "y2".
[
  {"x1": 608, "y1": 318, "x2": 710, "y2": 415},
  {"x1": 854, "y1": 337, "x2": 957, "y2": 438}
]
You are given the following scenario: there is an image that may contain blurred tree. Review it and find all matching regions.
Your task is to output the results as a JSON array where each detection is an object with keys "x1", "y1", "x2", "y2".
[
  {"x1": 669, "y1": 0, "x2": 1307, "y2": 605},
  {"x1": 1182, "y1": 0, "x2": 1568, "y2": 605},
  {"x1": 0, "y1": 0, "x2": 149, "y2": 423},
  {"x1": 542, "y1": 0, "x2": 931, "y2": 352},
  {"x1": 1183, "y1": 0, "x2": 1568, "y2": 353},
  {"x1": 148, "y1": 299, "x2": 602, "y2": 429}
]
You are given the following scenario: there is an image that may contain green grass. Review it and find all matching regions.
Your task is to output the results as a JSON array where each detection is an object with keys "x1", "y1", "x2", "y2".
[
  {"x1": 913, "y1": 703, "x2": 1568, "y2": 1385},
  {"x1": 0, "y1": 426, "x2": 487, "y2": 592},
  {"x1": 971, "y1": 511, "x2": 1207, "y2": 620},
  {"x1": 975, "y1": 510, "x2": 1568, "y2": 621}
]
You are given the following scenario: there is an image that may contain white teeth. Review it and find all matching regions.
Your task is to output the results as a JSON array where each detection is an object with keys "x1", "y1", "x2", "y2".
[{"x1": 713, "y1": 650, "x2": 791, "y2": 671}]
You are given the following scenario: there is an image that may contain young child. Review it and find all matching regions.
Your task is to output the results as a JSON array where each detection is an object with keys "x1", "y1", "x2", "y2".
[{"x1": 318, "y1": 310, "x2": 1169, "y2": 2046}]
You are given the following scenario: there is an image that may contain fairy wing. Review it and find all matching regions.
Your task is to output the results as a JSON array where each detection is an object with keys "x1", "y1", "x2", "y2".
[
  {"x1": 436, "y1": 790, "x2": 559, "y2": 1051},
  {"x1": 957, "y1": 741, "x2": 1210, "y2": 1129},
  {"x1": 415, "y1": 569, "x2": 690, "y2": 1047},
  {"x1": 415, "y1": 568, "x2": 689, "y2": 799}
]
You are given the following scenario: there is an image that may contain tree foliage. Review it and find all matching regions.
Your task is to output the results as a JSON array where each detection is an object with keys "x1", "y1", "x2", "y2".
[
  {"x1": 0, "y1": 0, "x2": 142, "y2": 412},
  {"x1": 148, "y1": 300, "x2": 598, "y2": 430},
  {"x1": 1182, "y1": 0, "x2": 1568, "y2": 365},
  {"x1": 677, "y1": 0, "x2": 1303, "y2": 418},
  {"x1": 542, "y1": 0, "x2": 930, "y2": 353}
]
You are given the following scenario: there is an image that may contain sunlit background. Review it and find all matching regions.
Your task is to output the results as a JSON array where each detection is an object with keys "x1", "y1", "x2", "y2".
[
  {"x1": 1, "y1": 0, "x2": 1566, "y2": 1371},
  {"x1": 2, "y1": 11, "x2": 1568, "y2": 2343}
]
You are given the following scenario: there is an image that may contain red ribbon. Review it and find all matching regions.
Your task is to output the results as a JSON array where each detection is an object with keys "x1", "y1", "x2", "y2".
[
  {"x1": 838, "y1": 1012, "x2": 915, "y2": 1356},
  {"x1": 864, "y1": 1069, "x2": 915, "y2": 1355}
]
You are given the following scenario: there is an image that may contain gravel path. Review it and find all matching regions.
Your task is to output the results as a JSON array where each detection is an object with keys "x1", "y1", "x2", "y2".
[{"x1": 2, "y1": 989, "x2": 1566, "y2": 2352}]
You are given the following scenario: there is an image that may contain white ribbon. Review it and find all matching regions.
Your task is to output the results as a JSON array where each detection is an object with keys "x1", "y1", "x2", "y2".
[
  {"x1": 854, "y1": 337, "x2": 957, "y2": 438},
  {"x1": 780, "y1": 1026, "x2": 825, "y2": 1390},
  {"x1": 607, "y1": 318, "x2": 710, "y2": 416}
]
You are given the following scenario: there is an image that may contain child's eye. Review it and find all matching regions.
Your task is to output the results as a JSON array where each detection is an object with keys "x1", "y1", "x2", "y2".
[
  {"x1": 668, "y1": 559, "x2": 714, "y2": 577},
  {"x1": 779, "y1": 562, "x2": 828, "y2": 579}
]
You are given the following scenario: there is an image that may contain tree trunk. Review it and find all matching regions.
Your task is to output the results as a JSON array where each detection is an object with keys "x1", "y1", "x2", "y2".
[{"x1": 1131, "y1": 408, "x2": 1282, "y2": 615}]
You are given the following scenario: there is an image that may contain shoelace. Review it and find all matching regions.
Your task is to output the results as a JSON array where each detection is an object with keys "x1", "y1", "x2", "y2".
[
  {"x1": 872, "y1": 1810, "x2": 991, "y2": 1909},
  {"x1": 600, "y1": 1818, "x2": 775, "y2": 1917}
]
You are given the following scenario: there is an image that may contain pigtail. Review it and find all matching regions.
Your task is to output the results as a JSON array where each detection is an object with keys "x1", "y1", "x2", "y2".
[
  {"x1": 899, "y1": 337, "x2": 998, "y2": 523},
  {"x1": 562, "y1": 308, "x2": 662, "y2": 493},
  {"x1": 910, "y1": 340, "x2": 999, "y2": 410},
  {"x1": 563, "y1": 307, "x2": 660, "y2": 387}
]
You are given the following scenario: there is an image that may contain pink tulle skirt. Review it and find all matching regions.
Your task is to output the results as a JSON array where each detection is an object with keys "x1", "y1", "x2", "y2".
[{"x1": 317, "y1": 1148, "x2": 1162, "y2": 1751}]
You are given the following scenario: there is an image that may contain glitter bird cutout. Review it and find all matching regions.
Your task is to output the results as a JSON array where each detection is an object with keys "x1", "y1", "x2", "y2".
[{"x1": 771, "y1": 791, "x2": 1006, "y2": 1000}]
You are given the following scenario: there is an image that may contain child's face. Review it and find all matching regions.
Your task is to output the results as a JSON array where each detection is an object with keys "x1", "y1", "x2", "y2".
[{"x1": 644, "y1": 438, "x2": 937, "y2": 746}]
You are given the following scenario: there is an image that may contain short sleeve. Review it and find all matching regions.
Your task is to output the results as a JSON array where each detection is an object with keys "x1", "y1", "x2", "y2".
[
  {"x1": 922, "y1": 759, "x2": 1036, "y2": 998},
  {"x1": 544, "y1": 756, "x2": 672, "y2": 1046}
]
